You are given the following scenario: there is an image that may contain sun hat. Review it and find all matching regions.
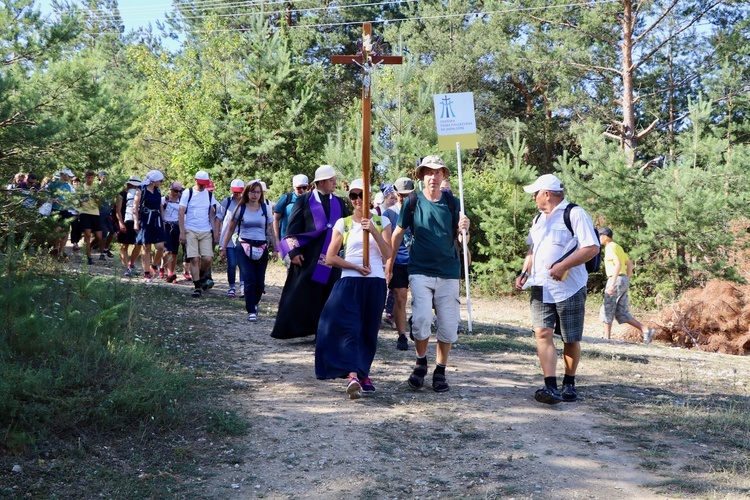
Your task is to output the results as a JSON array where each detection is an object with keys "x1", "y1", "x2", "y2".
[
  {"x1": 599, "y1": 227, "x2": 613, "y2": 238},
  {"x1": 313, "y1": 165, "x2": 336, "y2": 183},
  {"x1": 523, "y1": 174, "x2": 564, "y2": 193},
  {"x1": 194, "y1": 170, "x2": 211, "y2": 186},
  {"x1": 292, "y1": 174, "x2": 309, "y2": 188},
  {"x1": 126, "y1": 175, "x2": 142, "y2": 185},
  {"x1": 230, "y1": 179, "x2": 245, "y2": 193},
  {"x1": 393, "y1": 177, "x2": 415, "y2": 194},
  {"x1": 415, "y1": 156, "x2": 449, "y2": 179}
]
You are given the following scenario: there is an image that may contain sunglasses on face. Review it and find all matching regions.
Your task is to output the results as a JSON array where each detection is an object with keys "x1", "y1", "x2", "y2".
[
  {"x1": 349, "y1": 192, "x2": 363, "y2": 200},
  {"x1": 172, "y1": 189, "x2": 182, "y2": 193},
  {"x1": 296, "y1": 185, "x2": 308, "y2": 190}
]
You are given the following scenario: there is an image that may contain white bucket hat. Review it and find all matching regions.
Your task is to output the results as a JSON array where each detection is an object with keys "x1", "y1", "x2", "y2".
[{"x1": 313, "y1": 165, "x2": 336, "y2": 183}]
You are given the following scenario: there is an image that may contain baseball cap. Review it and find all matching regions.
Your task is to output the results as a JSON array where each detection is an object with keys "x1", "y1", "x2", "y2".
[
  {"x1": 230, "y1": 179, "x2": 245, "y2": 193},
  {"x1": 523, "y1": 174, "x2": 564, "y2": 193},
  {"x1": 415, "y1": 156, "x2": 449, "y2": 179},
  {"x1": 207, "y1": 180, "x2": 215, "y2": 191},
  {"x1": 393, "y1": 177, "x2": 414, "y2": 194},
  {"x1": 313, "y1": 165, "x2": 336, "y2": 183},
  {"x1": 292, "y1": 174, "x2": 309, "y2": 188},
  {"x1": 60, "y1": 168, "x2": 74, "y2": 177},
  {"x1": 348, "y1": 178, "x2": 367, "y2": 193},
  {"x1": 98, "y1": 171, "x2": 108, "y2": 178},
  {"x1": 374, "y1": 192, "x2": 384, "y2": 205},
  {"x1": 194, "y1": 170, "x2": 211, "y2": 186}
]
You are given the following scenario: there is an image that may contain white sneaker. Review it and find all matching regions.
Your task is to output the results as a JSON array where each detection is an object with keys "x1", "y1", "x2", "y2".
[
  {"x1": 247, "y1": 313, "x2": 257, "y2": 322},
  {"x1": 643, "y1": 328, "x2": 655, "y2": 345}
]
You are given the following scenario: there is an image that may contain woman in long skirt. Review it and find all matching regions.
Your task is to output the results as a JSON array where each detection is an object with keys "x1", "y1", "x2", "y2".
[{"x1": 315, "y1": 179, "x2": 392, "y2": 399}]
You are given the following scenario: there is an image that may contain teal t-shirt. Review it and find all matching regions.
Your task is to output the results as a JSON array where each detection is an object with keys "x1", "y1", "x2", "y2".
[{"x1": 397, "y1": 190, "x2": 460, "y2": 279}]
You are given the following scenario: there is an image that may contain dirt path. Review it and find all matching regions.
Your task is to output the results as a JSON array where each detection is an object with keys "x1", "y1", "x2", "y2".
[{"x1": 166, "y1": 263, "x2": 672, "y2": 499}]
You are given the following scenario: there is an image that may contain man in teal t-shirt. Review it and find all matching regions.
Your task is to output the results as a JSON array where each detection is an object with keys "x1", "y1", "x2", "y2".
[{"x1": 390, "y1": 155, "x2": 470, "y2": 393}]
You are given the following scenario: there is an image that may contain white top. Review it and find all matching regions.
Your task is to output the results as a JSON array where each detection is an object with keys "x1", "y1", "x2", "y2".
[
  {"x1": 124, "y1": 188, "x2": 137, "y2": 222},
  {"x1": 333, "y1": 217, "x2": 391, "y2": 279},
  {"x1": 179, "y1": 188, "x2": 218, "y2": 232},
  {"x1": 523, "y1": 200, "x2": 599, "y2": 303},
  {"x1": 163, "y1": 196, "x2": 180, "y2": 223}
]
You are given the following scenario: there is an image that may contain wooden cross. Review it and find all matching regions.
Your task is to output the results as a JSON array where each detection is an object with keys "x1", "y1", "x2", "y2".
[{"x1": 331, "y1": 22, "x2": 402, "y2": 265}]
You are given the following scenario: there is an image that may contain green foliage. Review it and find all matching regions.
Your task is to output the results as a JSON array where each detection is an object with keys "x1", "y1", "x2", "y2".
[{"x1": 0, "y1": 244, "x2": 195, "y2": 451}]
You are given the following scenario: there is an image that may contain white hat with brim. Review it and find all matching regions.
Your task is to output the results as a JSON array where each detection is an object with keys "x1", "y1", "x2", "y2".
[
  {"x1": 259, "y1": 181, "x2": 268, "y2": 192},
  {"x1": 126, "y1": 175, "x2": 142, "y2": 185},
  {"x1": 313, "y1": 165, "x2": 336, "y2": 183},
  {"x1": 292, "y1": 174, "x2": 309, "y2": 188},
  {"x1": 523, "y1": 174, "x2": 564, "y2": 193},
  {"x1": 415, "y1": 155, "x2": 449, "y2": 179}
]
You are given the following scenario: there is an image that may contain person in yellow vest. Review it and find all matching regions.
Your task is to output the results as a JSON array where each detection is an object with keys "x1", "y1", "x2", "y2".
[{"x1": 598, "y1": 227, "x2": 655, "y2": 344}]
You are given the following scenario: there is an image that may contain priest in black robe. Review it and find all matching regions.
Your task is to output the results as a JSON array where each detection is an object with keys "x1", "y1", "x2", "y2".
[{"x1": 272, "y1": 165, "x2": 349, "y2": 339}]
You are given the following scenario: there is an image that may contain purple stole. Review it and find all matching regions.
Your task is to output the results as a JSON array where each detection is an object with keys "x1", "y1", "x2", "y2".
[{"x1": 278, "y1": 192, "x2": 342, "y2": 284}]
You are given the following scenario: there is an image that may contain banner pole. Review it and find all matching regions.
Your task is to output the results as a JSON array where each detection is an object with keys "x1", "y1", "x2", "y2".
[{"x1": 455, "y1": 142, "x2": 472, "y2": 332}]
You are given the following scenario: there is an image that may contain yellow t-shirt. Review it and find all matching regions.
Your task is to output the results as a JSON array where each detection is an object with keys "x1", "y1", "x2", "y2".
[
  {"x1": 604, "y1": 241, "x2": 628, "y2": 277},
  {"x1": 79, "y1": 183, "x2": 100, "y2": 216}
]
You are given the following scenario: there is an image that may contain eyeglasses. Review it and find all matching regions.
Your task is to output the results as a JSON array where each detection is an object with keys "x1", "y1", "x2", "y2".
[
  {"x1": 250, "y1": 190, "x2": 262, "y2": 195},
  {"x1": 349, "y1": 192, "x2": 363, "y2": 200}
]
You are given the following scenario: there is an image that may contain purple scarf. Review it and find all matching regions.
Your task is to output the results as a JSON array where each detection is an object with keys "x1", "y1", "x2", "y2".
[{"x1": 278, "y1": 192, "x2": 342, "y2": 284}]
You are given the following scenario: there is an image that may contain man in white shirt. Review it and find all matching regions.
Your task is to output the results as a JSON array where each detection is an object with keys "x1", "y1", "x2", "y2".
[
  {"x1": 179, "y1": 170, "x2": 220, "y2": 298},
  {"x1": 515, "y1": 174, "x2": 600, "y2": 404}
]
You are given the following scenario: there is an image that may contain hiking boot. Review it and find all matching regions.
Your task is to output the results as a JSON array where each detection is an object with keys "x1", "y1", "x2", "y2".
[
  {"x1": 432, "y1": 372, "x2": 450, "y2": 393},
  {"x1": 396, "y1": 334, "x2": 409, "y2": 351},
  {"x1": 227, "y1": 288, "x2": 236, "y2": 298},
  {"x1": 408, "y1": 364, "x2": 428, "y2": 389},
  {"x1": 360, "y1": 377, "x2": 376, "y2": 393},
  {"x1": 643, "y1": 328, "x2": 655, "y2": 345},
  {"x1": 561, "y1": 384, "x2": 578, "y2": 402},
  {"x1": 346, "y1": 377, "x2": 362, "y2": 400},
  {"x1": 534, "y1": 386, "x2": 563, "y2": 405},
  {"x1": 191, "y1": 288, "x2": 202, "y2": 298}
]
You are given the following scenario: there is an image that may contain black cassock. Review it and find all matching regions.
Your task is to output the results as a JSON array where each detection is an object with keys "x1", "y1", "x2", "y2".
[{"x1": 271, "y1": 190, "x2": 348, "y2": 339}]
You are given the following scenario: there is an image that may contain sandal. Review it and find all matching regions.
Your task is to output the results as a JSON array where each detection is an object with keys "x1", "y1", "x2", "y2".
[
  {"x1": 432, "y1": 372, "x2": 450, "y2": 393},
  {"x1": 408, "y1": 364, "x2": 428, "y2": 389}
]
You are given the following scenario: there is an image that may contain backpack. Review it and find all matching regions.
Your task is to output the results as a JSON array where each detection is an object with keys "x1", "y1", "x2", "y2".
[
  {"x1": 232, "y1": 202, "x2": 268, "y2": 238},
  {"x1": 534, "y1": 203, "x2": 601, "y2": 273},
  {"x1": 406, "y1": 190, "x2": 459, "y2": 240},
  {"x1": 341, "y1": 215, "x2": 383, "y2": 258}
]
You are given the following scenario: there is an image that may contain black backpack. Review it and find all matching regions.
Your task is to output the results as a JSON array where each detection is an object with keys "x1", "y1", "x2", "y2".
[
  {"x1": 535, "y1": 203, "x2": 601, "y2": 273},
  {"x1": 406, "y1": 190, "x2": 459, "y2": 240}
]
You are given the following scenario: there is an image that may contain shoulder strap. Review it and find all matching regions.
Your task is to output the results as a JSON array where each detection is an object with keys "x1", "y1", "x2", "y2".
[
  {"x1": 442, "y1": 190, "x2": 458, "y2": 239},
  {"x1": 341, "y1": 216, "x2": 353, "y2": 249},
  {"x1": 563, "y1": 203, "x2": 578, "y2": 236},
  {"x1": 222, "y1": 196, "x2": 231, "y2": 211}
]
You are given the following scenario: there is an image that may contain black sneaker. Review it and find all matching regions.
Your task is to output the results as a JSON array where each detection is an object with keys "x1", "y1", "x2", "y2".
[
  {"x1": 396, "y1": 334, "x2": 409, "y2": 351},
  {"x1": 87, "y1": 257, "x2": 94, "y2": 265},
  {"x1": 360, "y1": 377, "x2": 376, "y2": 394},
  {"x1": 432, "y1": 372, "x2": 449, "y2": 393},
  {"x1": 561, "y1": 384, "x2": 578, "y2": 402},
  {"x1": 99, "y1": 253, "x2": 106, "y2": 261},
  {"x1": 534, "y1": 386, "x2": 563, "y2": 405},
  {"x1": 408, "y1": 364, "x2": 428, "y2": 389},
  {"x1": 105, "y1": 249, "x2": 114, "y2": 258},
  {"x1": 191, "y1": 288, "x2": 202, "y2": 298}
]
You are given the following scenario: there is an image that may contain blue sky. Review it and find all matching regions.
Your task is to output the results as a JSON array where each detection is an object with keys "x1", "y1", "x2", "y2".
[{"x1": 37, "y1": 0, "x2": 172, "y2": 33}]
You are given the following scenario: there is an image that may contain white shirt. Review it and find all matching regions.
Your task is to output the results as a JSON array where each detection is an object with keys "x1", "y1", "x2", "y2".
[
  {"x1": 524, "y1": 200, "x2": 599, "y2": 303},
  {"x1": 179, "y1": 188, "x2": 218, "y2": 232},
  {"x1": 333, "y1": 216, "x2": 391, "y2": 279}
]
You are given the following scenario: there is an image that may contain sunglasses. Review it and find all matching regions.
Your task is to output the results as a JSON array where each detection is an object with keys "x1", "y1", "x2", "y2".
[
  {"x1": 296, "y1": 185, "x2": 309, "y2": 190},
  {"x1": 172, "y1": 189, "x2": 183, "y2": 193},
  {"x1": 349, "y1": 192, "x2": 363, "y2": 200}
]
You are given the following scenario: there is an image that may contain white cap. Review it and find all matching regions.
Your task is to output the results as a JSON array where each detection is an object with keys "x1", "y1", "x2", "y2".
[
  {"x1": 523, "y1": 174, "x2": 564, "y2": 193},
  {"x1": 374, "y1": 192, "x2": 384, "y2": 205},
  {"x1": 348, "y1": 178, "x2": 368, "y2": 193},
  {"x1": 259, "y1": 181, "x2": 268, "y2": 192},
  {"x1": 195, "y1": 170, "x2": 210, "y2": 186},
  {"x1": 60, "y1": 168, "x2": 74, "y2": 177},
  {"x1": 313, "y1": 165, "x2": 336, "y2": 183},
  {"x1": 292, "y1": 174, "x2": 309, "y2": 188},
  {"x1": 230, "y1": 179, "x2": 245, "y2": 193}
]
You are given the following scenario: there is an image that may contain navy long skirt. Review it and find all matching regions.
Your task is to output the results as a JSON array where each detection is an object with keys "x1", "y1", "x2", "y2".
[{"x1": 315, "y1": 277, "x2": 387, "y2": 380}]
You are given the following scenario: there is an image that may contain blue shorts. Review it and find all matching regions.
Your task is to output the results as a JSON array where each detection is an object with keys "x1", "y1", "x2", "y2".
[{"x1": 136, "y1": 225, "x2": 166, "y2": 245}]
